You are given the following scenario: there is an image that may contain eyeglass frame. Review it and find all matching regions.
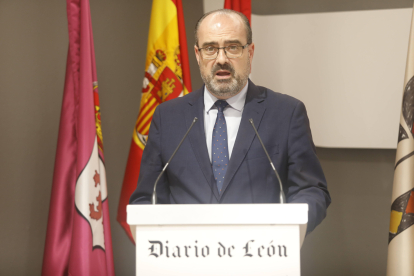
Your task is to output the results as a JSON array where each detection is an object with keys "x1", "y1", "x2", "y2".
[{"x1": 197, "y1": 43, "x2": 250, "y2": 60}]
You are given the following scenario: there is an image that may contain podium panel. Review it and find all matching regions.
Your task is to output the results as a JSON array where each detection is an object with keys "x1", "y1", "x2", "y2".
[{"x1": 128, "y1": 204, "x2": 308, "y2": 276}]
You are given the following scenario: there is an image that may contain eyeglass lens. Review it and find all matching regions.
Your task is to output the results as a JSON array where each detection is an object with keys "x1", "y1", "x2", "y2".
[{"x1": 202, "y1": 46, "x2": 244, "y2": 59}]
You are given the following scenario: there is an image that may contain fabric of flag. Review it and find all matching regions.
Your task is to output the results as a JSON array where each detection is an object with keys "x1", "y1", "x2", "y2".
[
  {"x1": 387, "y1": 6, "x2": 414, "y2": 276},
  {"x1": 41, "y1": 0, "x2": 115, "y2": 275},
  {"x1": 117, "y1": 0, "x2": 192, "y2": 243},
  {"x1": 224, "y1": 0, "x2": 251, "y2": 24}
]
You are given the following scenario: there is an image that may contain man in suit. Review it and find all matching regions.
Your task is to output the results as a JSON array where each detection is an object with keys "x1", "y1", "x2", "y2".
[{"x1": 130, "y1": 9, "x2": 330, "y2": 233}]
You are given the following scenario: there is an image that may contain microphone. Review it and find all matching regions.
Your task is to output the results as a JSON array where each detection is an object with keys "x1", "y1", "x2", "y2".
[
  {"x1": 151, "y1": 117, "x2": 198, "y2": 204},
  {"x1": 249, "y1": 118, "x2": 286, "y2": 204}
]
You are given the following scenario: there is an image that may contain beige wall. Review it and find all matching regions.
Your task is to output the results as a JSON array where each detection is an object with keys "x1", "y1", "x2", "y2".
[
  {"x1": 0, "y1": 0, "x2": 400, "y2": 275},
  {"x1": 302, "y1": 148, "x2": 395, "y2": 275}
]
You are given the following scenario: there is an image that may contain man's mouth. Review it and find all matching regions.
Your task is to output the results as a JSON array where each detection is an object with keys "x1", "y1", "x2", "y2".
[{"x1": 215, "y1": 70, "x2": 232, "y2": 79}]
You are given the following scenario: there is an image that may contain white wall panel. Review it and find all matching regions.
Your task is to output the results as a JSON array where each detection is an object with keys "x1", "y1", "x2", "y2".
[{"x1": 251, "y1": 9, "x2": 412, "y2": 148}]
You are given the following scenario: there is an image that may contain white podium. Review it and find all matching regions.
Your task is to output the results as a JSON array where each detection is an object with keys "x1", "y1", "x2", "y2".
[{"x1": 127, "y1": 204, "x2": 308, "y2": 276}]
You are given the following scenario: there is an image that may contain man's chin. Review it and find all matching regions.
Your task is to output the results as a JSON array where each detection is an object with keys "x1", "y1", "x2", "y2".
[
  {"x1": 212, "y1": 79, "x2": 234, "y2": 89},
  {"x1": 214, "y1": 76, "x2": 233, "y2": 83},
  {"x1": 210, "y1": 85, "x2": 233, "y2": 95}
]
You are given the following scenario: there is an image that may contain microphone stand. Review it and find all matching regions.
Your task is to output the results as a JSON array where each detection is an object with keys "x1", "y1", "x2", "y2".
[
  {"x1": 249, "y1": 119, "x2": 286, "y2": 204},
  {"x1": 151, "y1": 117, "x2": 198, "y2": 204}
]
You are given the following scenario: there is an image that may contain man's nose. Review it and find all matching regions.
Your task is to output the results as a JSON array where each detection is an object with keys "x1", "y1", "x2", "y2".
[{"x1": 216, "y1": 48, "x2": 229, "y2": 64}]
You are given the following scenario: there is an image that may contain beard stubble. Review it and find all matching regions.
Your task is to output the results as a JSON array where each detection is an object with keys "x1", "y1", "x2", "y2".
[{"x1": 200, "y1": 58, "x2": 250, "y2": 98}]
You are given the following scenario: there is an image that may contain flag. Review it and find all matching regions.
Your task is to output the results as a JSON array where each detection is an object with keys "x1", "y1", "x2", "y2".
[
  {"x1": 41, "y1": 0, "x2": 115, "y2": 275},
  {"x1": 224, "y1": 0, "x2": 251, "y2": 24},
  {"x1": 117, "y1": 0, "x2": 192, "y2": 243},
  {"x1": 387, "y1": 5, "x2": 414, "y2": 276}
]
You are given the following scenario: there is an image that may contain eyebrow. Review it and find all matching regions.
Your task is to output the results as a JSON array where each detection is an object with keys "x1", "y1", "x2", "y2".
[{"x1": 201, "y1": 39, "x2": 244, "y2": 48}]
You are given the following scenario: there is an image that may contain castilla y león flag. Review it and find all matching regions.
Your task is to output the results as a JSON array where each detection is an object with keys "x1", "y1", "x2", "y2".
[
  {"x1": 117, "y1": 0, "x2": 192, "y2": 243},
  {"x1": 387, "y1": 5, "x2": 414, "y2": 276},
  {"x1": 42, "y1": 0, "x2": 115, "y2": 275}
]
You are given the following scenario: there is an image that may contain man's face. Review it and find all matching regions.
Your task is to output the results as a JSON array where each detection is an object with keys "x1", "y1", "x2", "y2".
[{"x1": 195, "y1": 14, "x2": 254, "y2": 99}]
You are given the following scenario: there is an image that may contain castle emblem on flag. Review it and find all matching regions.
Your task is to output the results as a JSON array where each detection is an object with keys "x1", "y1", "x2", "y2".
[
  {"x1": 89, "y1": 170, "x2": 103, "y2": 220},
  {"x1": 75, "y1": 136, "x2": 108, "y2": 250}
]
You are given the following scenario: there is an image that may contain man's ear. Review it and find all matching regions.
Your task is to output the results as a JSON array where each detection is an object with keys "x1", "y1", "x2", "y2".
[
  {"x1": 194, "y1": 45, "x2": 200, "y2": 65},
  {"x1": 248, "y1": 43, "x2": 255, "y2": 73},
  {"x1": 248, "y1": 43, "x2": 255, "y2": 62},
  {"x1": 247, "y1": 43, "x2": 254, "y2": 74}
]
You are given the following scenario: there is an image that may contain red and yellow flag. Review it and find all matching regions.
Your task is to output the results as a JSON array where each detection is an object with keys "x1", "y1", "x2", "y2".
[{"x1": 117, "y1": 0, "x2": 191, "y2": 243}]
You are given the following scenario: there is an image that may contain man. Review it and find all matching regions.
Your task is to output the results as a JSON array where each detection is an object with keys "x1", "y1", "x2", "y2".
[{"x1": 130, "y1": 9, "x2": 330, "y2": 234}]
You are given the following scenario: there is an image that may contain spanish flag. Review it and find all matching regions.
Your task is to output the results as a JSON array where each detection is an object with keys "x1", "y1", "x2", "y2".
[
  {"x1": 117, "y1": 0, "x2": 191, "y2": 243},
  {"x1": 387, "y1": 4, "x2": 414, "y2": 276}
]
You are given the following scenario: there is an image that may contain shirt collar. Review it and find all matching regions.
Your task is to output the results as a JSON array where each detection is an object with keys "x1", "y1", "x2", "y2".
[{"x1": 204, "y1": 82, "x2": 249, "y2": 113}]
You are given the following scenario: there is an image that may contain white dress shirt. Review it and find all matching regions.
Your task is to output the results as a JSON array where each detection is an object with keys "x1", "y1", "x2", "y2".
[{"x1": 204, "y1": 82, "x2": 248, "y2": 162}]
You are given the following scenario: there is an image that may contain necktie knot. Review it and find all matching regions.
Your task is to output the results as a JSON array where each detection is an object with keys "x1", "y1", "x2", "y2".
[{"x1": 215, "y1": 100, "x2": 229, "y2": 112}]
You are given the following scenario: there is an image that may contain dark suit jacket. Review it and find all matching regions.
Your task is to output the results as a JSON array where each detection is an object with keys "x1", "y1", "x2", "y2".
[{"x1": 130, "y1": 80, "x2": 331, "y2": 233}]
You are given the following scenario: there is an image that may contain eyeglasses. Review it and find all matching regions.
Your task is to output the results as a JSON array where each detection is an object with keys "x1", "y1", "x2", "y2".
[{"x1": 198, "y1": 44, "x2": 250, "y2": 60}]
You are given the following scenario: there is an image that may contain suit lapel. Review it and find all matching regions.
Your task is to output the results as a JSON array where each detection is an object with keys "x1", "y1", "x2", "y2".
[
  {"x1": 185, "y1": 87, "x2": 220, "y2": 201},
  {"x1": 220, "y1": 80, "x2": 266, "y2": 198}
]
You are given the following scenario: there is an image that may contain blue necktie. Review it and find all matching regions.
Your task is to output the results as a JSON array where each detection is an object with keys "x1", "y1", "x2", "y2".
[{"x1": 212, "y1": 100, "x2": 229, "y2": 193}]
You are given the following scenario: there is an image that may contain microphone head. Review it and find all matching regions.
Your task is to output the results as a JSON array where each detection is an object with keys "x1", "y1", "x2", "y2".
[
  {"x1": 193, "y1": 117, "x2": 198, "y2": 123},
  {"x1": 249, "y1": 118, "x2": 254, "y2": 125}
]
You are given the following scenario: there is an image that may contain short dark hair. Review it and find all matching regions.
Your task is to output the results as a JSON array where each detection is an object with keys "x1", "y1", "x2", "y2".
[{"x1": 194, "y1": 9, "x2": 252, "y2": 47}]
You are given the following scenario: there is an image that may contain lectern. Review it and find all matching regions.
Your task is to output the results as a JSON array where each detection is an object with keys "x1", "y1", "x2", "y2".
[{"x1": 127, "y1": 204, "x2": 308, "y2": 276}]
